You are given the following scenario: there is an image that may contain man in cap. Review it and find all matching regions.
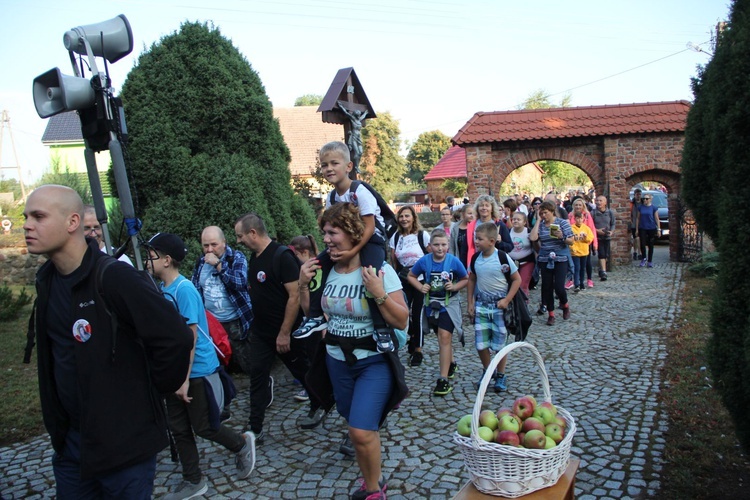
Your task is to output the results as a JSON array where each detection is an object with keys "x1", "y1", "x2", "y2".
[{"x1": 145, "y1": 232, "x2": 256, "y2": 498}]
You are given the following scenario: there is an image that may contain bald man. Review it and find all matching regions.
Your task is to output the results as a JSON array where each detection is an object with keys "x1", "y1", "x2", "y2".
[
  {"x1": 23, "y1": 185, "x2": 193, "y2": 498},
  {"x1": 191, "y1": 227, "x2": 254, "y2": 373},
  {"x1": 82, "y1": 205, "x2": 133, "y2": 266}
]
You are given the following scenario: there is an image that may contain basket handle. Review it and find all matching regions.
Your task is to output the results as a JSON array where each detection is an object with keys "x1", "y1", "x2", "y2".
[{"x1": 470, "y1": 342, "x2": 551, "y2": 445}]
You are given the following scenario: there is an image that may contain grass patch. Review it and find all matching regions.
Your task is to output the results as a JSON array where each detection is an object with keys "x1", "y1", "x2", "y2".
[
  {"x1": 0, "y1": 286, "x2": 43, "y2": 447},
  {"x1": 659, "y1": 273, "x2": 750, "y2": 497}
]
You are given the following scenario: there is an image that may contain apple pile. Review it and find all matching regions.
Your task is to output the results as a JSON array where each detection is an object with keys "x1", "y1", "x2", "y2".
[{"x1": 456, "y1": 395, "x2": 566, "y2": 450}]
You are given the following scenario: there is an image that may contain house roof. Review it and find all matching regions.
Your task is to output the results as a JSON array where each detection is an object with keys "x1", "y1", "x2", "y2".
[
  {"x1": 318, "y1": 67, "x2": 376, "y2": 123},
  {"x1": 41, "y1": 111, "x2": 83, "y2": 143},
  {"x1": 424, "y1": 145, "x2": 466, "y2": 181},
  {"x1": 452, "y1": 101, "x2": 691, "y2": 145},
  {"x1": 273, "y1": 106, "x2": 344, "y2": 177}
]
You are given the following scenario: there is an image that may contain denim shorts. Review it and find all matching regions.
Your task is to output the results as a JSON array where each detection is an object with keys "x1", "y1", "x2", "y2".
[
  {"x1": 326, "y1": 353, "x2": 394, "y2": 431},
  {"x1": 474, "y1": 302, "x2": 508, "y2": 351}
]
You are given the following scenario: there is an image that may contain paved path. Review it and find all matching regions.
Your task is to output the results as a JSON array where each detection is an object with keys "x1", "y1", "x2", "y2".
[{"x1": 0, "y1": 246, "x2": 681, "y2": 499}]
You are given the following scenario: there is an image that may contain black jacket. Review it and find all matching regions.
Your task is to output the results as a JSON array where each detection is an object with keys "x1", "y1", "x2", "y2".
[{"x1": 34, "y1": 240, "x2": 193, "y2": 478}]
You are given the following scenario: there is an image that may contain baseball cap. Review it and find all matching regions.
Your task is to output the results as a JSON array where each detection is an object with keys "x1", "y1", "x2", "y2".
[{"x1": 146, "y1": 232, "x2": 187, "y2": 262}]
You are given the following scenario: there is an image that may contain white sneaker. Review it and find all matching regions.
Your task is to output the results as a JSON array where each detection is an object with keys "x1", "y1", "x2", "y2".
[{"x1": 236, "y1": 431, "x2": 256, "y2": 479}]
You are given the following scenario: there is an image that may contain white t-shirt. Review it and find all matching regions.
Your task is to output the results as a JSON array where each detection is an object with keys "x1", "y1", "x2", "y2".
[
  {"x1": 509, "y1": 227, "x2": 533, "y2": 261},
  {"x1": 322, "y1": 263, "x2": 401, "y2": 361},
  {"x1": 517, "y1": 204, "x2": 529, "y2": 216},
  {"x1": 389, "y1": 231, "x2": 430, "y2": 268},
  {"x1": 326, "y1": 184, "x2": 385, "y2": 238}
]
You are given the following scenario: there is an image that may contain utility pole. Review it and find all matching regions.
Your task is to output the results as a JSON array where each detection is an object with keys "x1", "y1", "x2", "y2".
[{"x1": 0, "y1": 110, "x2": 27, "y2": 201}]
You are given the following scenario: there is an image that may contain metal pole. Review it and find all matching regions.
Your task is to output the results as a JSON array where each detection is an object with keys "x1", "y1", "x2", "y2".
[
  {"x1": 109, "y1": 138, "x2": 142, "y2": 269},
  {"x1": 83, "y1": 146, "x2": 113, "y2": 253}
]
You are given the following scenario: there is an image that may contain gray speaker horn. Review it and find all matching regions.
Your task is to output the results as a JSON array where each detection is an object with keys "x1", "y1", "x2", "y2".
[
  {"x1": 63, "y1": 14, "x2": 133, "y2": 63},
  {"x1": 33, "y1": 68, "x2": 95, "y2": 118}
]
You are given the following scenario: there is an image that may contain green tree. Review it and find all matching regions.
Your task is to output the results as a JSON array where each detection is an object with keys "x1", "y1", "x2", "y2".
[
  {"x1": 120, "y1": 22, "x2": 317, "y2": 253},
  {"x1": 681, "y1": 0, "x2": 750, "y2": 452},
  {"x1": 518, "y1": 89, "x2": 572, "y2": 110},
  {"x1": 441, "y1": 179, "x2": 467, "y2": 197},
  {"x1": 40, "y1": 157, "x2": 92, "y2": 204},
  {"x1": 294, "y1": 94, "x2": 323, "y2": 106},
  {"x1": 406, "y1": 130, "x2": 452, "y2": 184},
  {"x1": 359, "y1": 112, "x2": 406, "y2": 200}
]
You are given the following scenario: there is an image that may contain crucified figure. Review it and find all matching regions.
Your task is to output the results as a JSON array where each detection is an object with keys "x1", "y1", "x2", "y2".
[{"x1": 339, "y1": 105, "x2": 368, "y2": 173}]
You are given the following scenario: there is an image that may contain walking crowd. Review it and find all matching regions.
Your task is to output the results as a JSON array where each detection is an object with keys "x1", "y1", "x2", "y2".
[{"x1": 20, "y1": 141, "x2": 659, "y2": 500}]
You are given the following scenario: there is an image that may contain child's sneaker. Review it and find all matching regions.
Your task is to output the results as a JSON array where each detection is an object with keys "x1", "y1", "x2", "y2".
[
  {"x1": 236, "y1": 431, "x2": 256, "y2": 480},
  {"x1": 409, "y1": 351, "x2": 423, "y2": 366},
  {"x1": 564, "y1": 280, "x2": 574, "y2": 290},
  {"x1": 647, "y1": 262, "x2": 654, "y2": 268},
  {"x1": 587, "y1": 279, "x2": 594, "y2": 288},
  {"x1": 374, "y1": 329, "x2": 395, "y2": 353},
  {"x1": 494, "y1": 373, "x2": 507, "y2": 392},
  {"x1": 292, "y1": 316, "x2": 328, "y2": 339},
  {"x1": 600, "y1": 271, "x2": 608, "y2": 281},
  {"x1": 639, "y1": 259, "x2": 647, "y2": 267},
  {"x1": 447, "y1": 362, "x2": 458, "y2": 379},
  {"x1": 433, "y1": 378, "x2": 452, "y2": 396},
  {"x1": 350, "y1": 477, "x2": 388, "y2": 500}
]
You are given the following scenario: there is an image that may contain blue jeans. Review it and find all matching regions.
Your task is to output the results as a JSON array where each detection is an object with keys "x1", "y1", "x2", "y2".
[
  {"x1": 573, "y1": 256, "x2": 587, "y2": 287},
  {"x1": 53, "y1": 428, "x2": 156, "y2": 500},
  {"x1": 326, "y1": 353, "x2": 393, "y2": 431}
]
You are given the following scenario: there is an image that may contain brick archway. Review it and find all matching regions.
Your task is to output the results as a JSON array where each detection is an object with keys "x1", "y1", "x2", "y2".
[{"x1": 453, "y1": 101, "x2": 690, "y2": 265}]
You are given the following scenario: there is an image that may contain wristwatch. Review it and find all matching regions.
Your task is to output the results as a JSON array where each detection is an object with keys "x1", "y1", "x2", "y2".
[{"x1": 375, "y1": 294, "x2": 389, "y2": 305}]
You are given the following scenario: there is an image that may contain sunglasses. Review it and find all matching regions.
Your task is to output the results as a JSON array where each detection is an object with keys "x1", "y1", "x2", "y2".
[
  {"x1": 533, "y1": 202, "x2": 541, "y2": 206},
  {"x1": 643, "y1": 197, "x2": 651, "y2": 200}
]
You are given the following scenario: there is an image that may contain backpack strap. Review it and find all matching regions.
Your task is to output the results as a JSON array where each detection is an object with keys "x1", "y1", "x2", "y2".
[
  {"x1": 496, "y1": 250, "x2": 513, "y2": 284},
  {"x1": 94, "y1": 256, "x2": 119, "y2": 362},
  {"x1": 417, "y1": 231, "x2": 428, "y2": 256}
]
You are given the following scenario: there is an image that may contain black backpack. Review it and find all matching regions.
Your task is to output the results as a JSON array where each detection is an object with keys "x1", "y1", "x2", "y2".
[{"x1": 329, "y1": 180, "x2": 398, "y2": 241}]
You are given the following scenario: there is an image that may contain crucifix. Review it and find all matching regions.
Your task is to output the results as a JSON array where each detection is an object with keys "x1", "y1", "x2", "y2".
[{"x1": 318, "y1": 68, "x2": 376, "y2": 179}]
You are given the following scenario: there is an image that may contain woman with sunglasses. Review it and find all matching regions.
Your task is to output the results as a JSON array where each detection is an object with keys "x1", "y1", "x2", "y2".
[
  {"x1": 634, "y1": 194, "x2": 660, "y2": 268},
  {"x1": 527, "y1": 197, "x2": 544, "y2": 229}
]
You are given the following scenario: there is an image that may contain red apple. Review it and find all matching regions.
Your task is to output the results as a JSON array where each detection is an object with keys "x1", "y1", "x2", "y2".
[
  {"x1": 523, "y1": 429, "x2": 547, "y2": 449},
  {"x1": 539, "y1": 401, "x2": 558, "y2": 417},
  {"x1": 545, "y1": 423, "x2": 565, "y2": 444},
  {"x1": 495, "y1": 430, "x2": 520, "y2": 446},
  {"x1": 512, "y1": 396, "x2": 536, "y2": 420},
  {"x1": 521, "y1": 416, "x2": 545, "y2": 433},
  {"x1": 479, "y1": 409, "x2": 499, "y2": 431},
  {"x1": 554, "y1": 415, "x2": 566, "y2": 430},
  {"x1": 496, "y1": 407, "x2": 514, "y2": 420},
  {"x1": 526, "y1": 395, "x2": 538, "y2": 407},
  {"x1": 518, "y1": 432, "x2": 526, "y2": 444}
]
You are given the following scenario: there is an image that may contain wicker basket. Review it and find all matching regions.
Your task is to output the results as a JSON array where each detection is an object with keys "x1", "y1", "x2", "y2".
[{"x1": 453, "y1": 341, "x2": 576, "y2": 497}]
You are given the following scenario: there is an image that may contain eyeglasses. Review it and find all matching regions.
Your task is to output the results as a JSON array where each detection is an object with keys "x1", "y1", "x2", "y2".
[
  {"x1": 643, "y1": 197, "x2": 651, "y2": 200},
  {"x1": 83, "y1": 225, "x2": 101, "y2": 234}
]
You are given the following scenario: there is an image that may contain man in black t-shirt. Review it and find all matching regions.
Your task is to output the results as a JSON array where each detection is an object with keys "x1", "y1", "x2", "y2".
[{"x1": 234, "y1": 212, "x2": 321, "y2": 441}]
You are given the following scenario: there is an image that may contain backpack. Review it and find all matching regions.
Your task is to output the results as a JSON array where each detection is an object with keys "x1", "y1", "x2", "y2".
[
  {"x1": 328, "y1": 180, "x2": 398, "y2": 241},
  {"x1": 469, "y1": 250, "x2": 532, "y2": 342}
]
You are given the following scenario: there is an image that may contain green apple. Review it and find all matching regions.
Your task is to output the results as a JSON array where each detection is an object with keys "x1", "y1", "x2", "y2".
[
  {"x1": 532, "y1": 406, "x2": 556, "y2": 425},
  {"x1": 544, "y1": 436, "x2": 556, "y2": 449},
  {"x1": 523, "y1": 429, "x2": 546, "y2": 449},
  {"x1": 477, "y1": 426, "x2": 495, "y2": 442},
  {"x1": 457, "y1": 414, "x2": 473, "y2": 437},
  {"x1": 479, "y1": 409, "x2": 499, "y2": 431},
  {"x1": 545, "y1": 423, "x2": 564, "y2": 444},
  {"x1": 498, "y1": 414, "x2": 521, "y2": 433},
  {"x1": 539, "y1": 401, "x2": 558, "y2": 417}
]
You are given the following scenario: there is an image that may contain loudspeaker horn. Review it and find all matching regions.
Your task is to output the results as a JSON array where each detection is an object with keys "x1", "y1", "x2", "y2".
[
  {"x1": 33, "y1": 68, "x2": 95, "y2": 118},
  {"x1": 63, "y1": 14, "x2": 133, "y2": 63}
]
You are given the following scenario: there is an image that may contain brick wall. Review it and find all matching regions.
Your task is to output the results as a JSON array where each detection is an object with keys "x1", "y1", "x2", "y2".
[{"x1": 464, "y1": 132, "x2": 685, "y2": 266}]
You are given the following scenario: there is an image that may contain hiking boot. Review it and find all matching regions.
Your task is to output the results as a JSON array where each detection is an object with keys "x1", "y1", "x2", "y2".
[
  {"x1": 292, "y1": 316, "x2": 328, "y2": 339},
  {"x1": 546, "y1": 315, "x2": 556, "y2": 326},
  {"x1": 339, "y1": 433, "x2": 355, "y2": 457},
  {"x1": 600, "y1": 271, "x2": 608, "y2": 281},
  {"x1": 433, "y1": 377, "x2": 452, "y2": 396},
  {"x1": 447, "y1": 362, "x2": 458, "y2": 379},
  {"x1": 409, "y1": 351, "x2": 423, "y2": 367},
  {"x1": 562, "y1": 306, "x2": 571, "y2": 320},
  {"x1": 164, "y1": 479, "x2": 208, "y2": 500},
  {"x1": 220, "y1": 408, "x2": 231, "y2": 422},
  {"x1": 536, "y1": 304, "x2": 547, "y2": 316},
  {"x1": 235, "y1": 431, "x2": 256, "y2": 480},
  {"x1": 300, "y1": 407, "x2": 327, "y2": 430},
  {"x1": 587, "y1": 279, "x2": 594, "y2": 288},
  {"x1": 639, "y1": 259, "x2": 647, "y2": 267},
  {"x1": 351, "y1": 477, "x2": 388, "y2": 500},
  {"x1": 267, "y1": 376, "x2": 274, "y2": 408},
  {"x1": 564, "y1": 280, "x2": 574, "y2": 290},
  {"x1": 647, "y1": 262, "x2": 654, "y2": 268},
  {"x1": 494, "y1": 373, "x2": 507, "y2": 393},
  {"x1": 294, "y1": 389, "x2": 309, "y2": 402}
]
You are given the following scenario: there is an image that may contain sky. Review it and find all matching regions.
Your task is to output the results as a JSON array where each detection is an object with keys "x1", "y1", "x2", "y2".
[{"x1": 0, "y1": 0, "x2": 730, "y2": 184}]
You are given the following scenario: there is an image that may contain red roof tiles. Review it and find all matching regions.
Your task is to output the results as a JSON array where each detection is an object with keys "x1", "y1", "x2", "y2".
[
  {"x1": 424, "y1": 145, "x2": 466, "y2": 180},
  {"x1": 452, "y1": 101, "x2": 691, "y2": 145},
  {"x1": 273, "y1": 106, "x2": 343, "y2": 177}
]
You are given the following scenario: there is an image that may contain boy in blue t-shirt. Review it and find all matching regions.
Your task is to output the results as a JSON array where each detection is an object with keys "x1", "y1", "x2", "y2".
[
  {"x1": 145, "y1": 233, "x2": 256, "y2": 496},
  {"x1": 407, "y1": 229, "x2": 468, "y2": 396},
  {"x1": 467, "y1": 222, "x2": 522, "y2": 393},
  {"x1": 293, "y1": 141, "x2": 394, "y2": 352}
]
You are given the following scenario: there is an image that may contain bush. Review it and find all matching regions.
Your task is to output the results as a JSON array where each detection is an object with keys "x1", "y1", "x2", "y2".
[
  {"x1": 0, "y1": 286, "x2": 32, "y2": 321},
  {"x1": 687, "y1": 251, "x2": 719, "y2": 277}
]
